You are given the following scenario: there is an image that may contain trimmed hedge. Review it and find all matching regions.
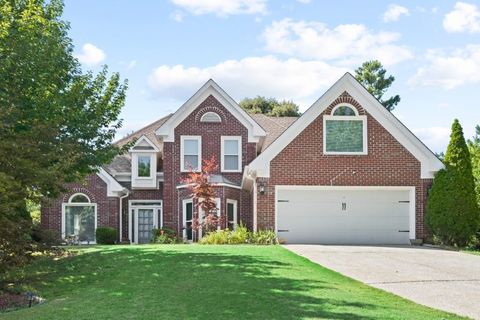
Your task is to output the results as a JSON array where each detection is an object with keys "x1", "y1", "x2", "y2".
[{"x1": 95, "y1": 227, "x2": 117, "y2": 244}]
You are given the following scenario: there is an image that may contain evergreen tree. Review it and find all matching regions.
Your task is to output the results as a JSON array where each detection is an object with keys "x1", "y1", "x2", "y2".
[{"x1": 426, "y1": 119, "x2": 479, "y2": 246}]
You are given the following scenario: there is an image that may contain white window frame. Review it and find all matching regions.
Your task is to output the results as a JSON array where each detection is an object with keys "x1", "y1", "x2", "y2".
[
  {"x1": 199, "y1": 197, "x2": 221, "y2": 239},
  {"x1": 182, "y1": 198, "x2": 194, "y2": 241},
  {"x1": 136, "y1": 155, "x2": 153, "y2": 179},
  {"x1": 181, "y1": 135, "x2": 202, "y2": 172},
  {"x1": 61, "y1": 193, "x2": 97, "y2": 243},
  {"x1": 200, "y1": 112, "x2": 221, "y2": 123},
  {"x1": 323, "y1": 104, "x2": 367, "y2": 155},
  {"x1": 221, "y1": 136, "x2": 242, "y2": 172},
  {"x1": 226, "y1": 199, "x2": 238, "y2": 230}
]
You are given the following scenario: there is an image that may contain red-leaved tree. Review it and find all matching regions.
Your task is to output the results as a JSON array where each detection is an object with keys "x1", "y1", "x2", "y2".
[{"x1": 182, "y1": 155, "x2": 223, "y2": 241}]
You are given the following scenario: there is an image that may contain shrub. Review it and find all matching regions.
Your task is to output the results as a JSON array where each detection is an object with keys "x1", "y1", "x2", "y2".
[
  {"x1": 250, "y1": 230, "x2": 278, "y2": 245},
  {"x1": 151, "y1": 227, "x2": 180, "y2": 244},
  {"x1": 95, "y1": 227, "x2": 117, "y2": 244},
  {"x1": 199, "y1": 226, "x2": 278, "y2": 245},
  {"x1": 427, "y1": 119, "x2": 479, "y2": 247}
]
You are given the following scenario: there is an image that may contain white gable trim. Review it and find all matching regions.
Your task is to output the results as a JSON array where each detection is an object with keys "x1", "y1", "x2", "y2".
[
  {"x1": 97, "y1": 168, "x2": 125, "y2": 197},
  {"x1": 247, "y1": 73, "x2": 444, "y2": 179},
  {"x1": 129, "y1": 135, "x2": 160, "y2": 152},
  {"x1": 155, "y1": 79, "x2": 266, "y2": 143}
]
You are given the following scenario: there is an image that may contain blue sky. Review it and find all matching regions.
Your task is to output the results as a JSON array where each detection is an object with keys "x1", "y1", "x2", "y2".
[{"x1": 64, "y1": 0, "x2": 480, "y2": 152}]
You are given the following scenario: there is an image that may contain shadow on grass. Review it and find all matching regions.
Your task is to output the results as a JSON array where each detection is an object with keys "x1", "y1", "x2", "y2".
[{"x1": 4, "y1": 246, "x2": 381, "y2": 320}]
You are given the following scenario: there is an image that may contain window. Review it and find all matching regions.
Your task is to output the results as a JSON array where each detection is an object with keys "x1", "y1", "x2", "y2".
[
  {"x1": 200, "y1": 112, "x2": 221, "y2": 123},
  {"x1": 323, "y1": 104, "x2": 367, "y2": 155},
  {"x1": 137, "y1": 156, "x2": 151, "y2": 177},
  {"x1": 63, "y1": 193, "x2": 96, "y2": 242},
  {"x1": 221, "y1": 136, "x2": 241, "y2": 172},
  {"x1": 226, "y1": 199, "x2": 237, "y2": 230},
  {"x1": 181, "y1": 136, "x2": 201, "y2": 172}
]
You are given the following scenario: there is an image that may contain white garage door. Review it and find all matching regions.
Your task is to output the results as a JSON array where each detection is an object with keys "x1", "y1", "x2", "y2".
[{"x1": 277, "y1": 188, "x2": 412, "y2": 245}]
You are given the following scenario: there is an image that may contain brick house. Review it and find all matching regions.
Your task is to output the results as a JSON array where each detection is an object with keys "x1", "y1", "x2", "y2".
[{"x1": 41, "y1": 73, "x2": 443, "y2": 245}]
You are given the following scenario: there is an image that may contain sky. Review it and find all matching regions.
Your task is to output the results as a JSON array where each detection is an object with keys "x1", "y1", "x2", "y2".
[{"x1": 63, "y1": 0, "x2": 480, "y2": 153}]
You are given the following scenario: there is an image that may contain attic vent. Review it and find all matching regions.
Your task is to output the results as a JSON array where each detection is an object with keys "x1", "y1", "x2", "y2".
[{"x1": 200, "y1": 112, "x2": 221, "y2": 123}]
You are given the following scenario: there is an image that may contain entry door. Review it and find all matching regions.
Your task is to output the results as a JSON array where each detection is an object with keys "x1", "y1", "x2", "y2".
[
  {"x1": 183, "y1": 200, "x2": 193, "y2": 241},
  {"x1": 136, "y1": 209, "x2": 154, "y2": 244}
]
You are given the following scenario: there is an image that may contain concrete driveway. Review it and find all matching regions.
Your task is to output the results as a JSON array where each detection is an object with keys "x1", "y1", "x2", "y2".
[{"x1": 285, "y1": 245, "x2": 480, "y2": 319}]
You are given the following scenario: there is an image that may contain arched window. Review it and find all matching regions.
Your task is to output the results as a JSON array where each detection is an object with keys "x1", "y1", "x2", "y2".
[
  {"x1": 200, "y1": 112, "x2": 221, "y2": 123},
  {"x1": 63, "y1": 193, "x2": 97, "y2": 243},
  {"x1": 323, "y1": 104, "x2": 367, "y2": 155}
]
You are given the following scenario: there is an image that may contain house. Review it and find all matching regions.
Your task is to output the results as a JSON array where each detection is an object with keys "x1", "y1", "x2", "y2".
[{"x1": 40, "y1": 73, "x2": 444, "y2": 245}]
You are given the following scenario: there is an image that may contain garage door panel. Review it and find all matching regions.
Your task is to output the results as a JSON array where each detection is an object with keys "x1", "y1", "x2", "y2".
[{"x1": 277, "y1": 188, "x2": 411, "y2": 245}]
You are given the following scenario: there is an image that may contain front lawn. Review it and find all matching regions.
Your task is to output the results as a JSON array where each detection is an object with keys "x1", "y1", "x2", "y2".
[
  {"x1": 1, "y1": 245, "x2": 464, "y2": 320},
  {"x1": 464, "y1": 249, "x2": 480, "y2": 256}
]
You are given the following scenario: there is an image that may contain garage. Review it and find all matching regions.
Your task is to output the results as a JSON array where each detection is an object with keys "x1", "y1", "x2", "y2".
[{"x1": 276, "y1": 187, "x2": 414, "y2": 245}]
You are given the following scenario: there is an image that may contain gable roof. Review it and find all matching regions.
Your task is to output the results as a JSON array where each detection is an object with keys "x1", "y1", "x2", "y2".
[
  {"x1": 246, "y1": 72, "x2": 444, "y2": 179},
  {"x1": 115, "y1": 114, "x2": 172, "y2": 150},
  {"x1": 250, "y1": 114, "x2": 298, "y2": 152},
  {"x1": 155, "y1": 79, "x2": 266, "y2": 143}
]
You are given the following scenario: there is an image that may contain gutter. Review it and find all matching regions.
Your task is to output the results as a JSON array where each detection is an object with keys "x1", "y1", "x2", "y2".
[{"x1": 119, "y1": 188, "x2": 130, "y2": 243}]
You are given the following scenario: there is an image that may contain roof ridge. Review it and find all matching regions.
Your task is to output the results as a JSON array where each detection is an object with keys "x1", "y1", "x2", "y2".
[{"x1": 115, "y1": 113, "x2": 173, "y2": 145}]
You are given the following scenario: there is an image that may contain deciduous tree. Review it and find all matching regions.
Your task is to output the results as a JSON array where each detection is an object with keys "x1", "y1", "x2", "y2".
[{"x1": 240, "y1": 96, "x2": 300, "y2": 117}]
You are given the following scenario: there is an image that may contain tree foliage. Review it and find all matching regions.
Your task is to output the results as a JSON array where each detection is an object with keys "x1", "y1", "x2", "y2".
[
  {"x1": 468, "y1": 125, "x2": 480, "y2": 205},
  {"x1": 240, "y1": 96, "x2": 301, "y2": 117},
  {"x1": 426, "y1": 119, "x2": 479, "y2": 246},
  {"x1": 182, "y1": 156, "x2": 222, "y2": 240},
  {"x1": 355, "y1": 60, "x2": 400, "y2": 112},
  {"x1": 0, "y1": 0, "x2": 127, "y2": 271}
]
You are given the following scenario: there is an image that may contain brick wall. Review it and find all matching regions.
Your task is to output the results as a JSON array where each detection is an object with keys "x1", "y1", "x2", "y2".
[
  {"x1": 41, "y1": 174, "x2": 119, "y2": 239},
  {"x1": 256, "y1": 91, "x2": 432, "y2": 239},
  {"x1": 163, "y1": 94, "x2": 256, "y2": 235}
]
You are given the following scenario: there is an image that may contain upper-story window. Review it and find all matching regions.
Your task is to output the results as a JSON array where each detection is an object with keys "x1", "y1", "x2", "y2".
[
  {"x1": 181, "y1": 136, "x2": 201, "y2": 172},
  {"x1": 200, "y1": 112, "x2": 221, "y2": 123},
  {"x1": 323, "y1": 104, "x2": 367, "y2": 155},
  {"x1": 137, "y1": 156, "x2": 151, "y2": 177},
  {"x1": 221, "y1": 136, "x2": 242, "y2": 172}
]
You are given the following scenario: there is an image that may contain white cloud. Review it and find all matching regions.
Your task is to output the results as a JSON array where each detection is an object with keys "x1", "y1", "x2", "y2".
[
  {"x1": 383, "y1": 4, "x2": 410, "y2": 22},
  {"x1": 170, "y1": 11, "x2": 184, "y2": 22},
  {"x1": 170, "y1": 0, "x2": 267, "y2": 16},
  {"x1": 412, "y1": 127, "x2": 450, "y2": 152},
  {"x1": 128, "y1": 60, "x2": 137, "y2": 69},
  {"x1": 148, "y1": 56, "x2": 347, "y2": 108},
  {"x1": 443, "y1": 2, "x2": 480, "y2": 33},
  {"x1": 262, "y1": 19, "x2": 413, "y2": 66},
  {"x1": 297, "y1": 0, "x2": 311, "y2": 3},
  {"x1": 409, "y1": 45, "x2": 480, "y2": 89},
  {"x1": 74, "y1": 43, "x2": 106, "y2": 67}
]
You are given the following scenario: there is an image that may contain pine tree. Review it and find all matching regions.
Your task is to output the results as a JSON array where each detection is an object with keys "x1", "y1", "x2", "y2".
[{"x1": 426, "y1": 119, "x2": 479, "y2": 246}]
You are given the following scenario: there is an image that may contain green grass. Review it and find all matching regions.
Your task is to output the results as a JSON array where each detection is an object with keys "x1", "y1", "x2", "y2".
[
  {"x1": 1, "y1": 245, "x2": 465, "y2": 320},
  {"x1": 463, "y1": 249, "x2": 480, "y2": 256}
]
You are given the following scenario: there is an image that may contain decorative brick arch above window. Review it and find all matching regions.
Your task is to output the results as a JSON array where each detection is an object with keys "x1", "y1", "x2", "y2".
[
  {"x1": 62, "y1": 188, "x2": 96, "y2": 203},
  {"x1": 195, "y1": 106, "x2": 226, "y2": 123}
]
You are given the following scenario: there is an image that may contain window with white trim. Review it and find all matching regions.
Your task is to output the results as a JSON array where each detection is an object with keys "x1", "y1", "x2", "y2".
[
  {"x1": 137, "y1": 155, "x2": 151, "y2": 177},
  {"x1": 226, "y1": 199, "x2": 237, "y2": 230},
  {"x1": 63, "y1": 193, "x2": 96, "y2": 242},
  {"x1": 200, "y1": 112, "x2": 221, "y2": 123},
  {"x1": 323, "y1": 104, "x2": 367, "y2": 155},
  {"x1": 181, "y1": 136, "x2": 201, "y2": 172},
  {"x1": 221, "y1": 136, "x2": 241, "y2": 172}
]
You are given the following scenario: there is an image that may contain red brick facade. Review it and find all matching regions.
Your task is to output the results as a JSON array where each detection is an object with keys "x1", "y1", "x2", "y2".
[
  {"x1": 162, "y1": 94, "x2": 256, "y2": 236},
  {"x1": 41, "y1": 174, "x2": 119, "y2": 237},
  {"x1": 40, "y1": 89, "x2": 435, "y2": 243},
  {"x1": 255, "y1": 92, "x2": 433, "y2": 238}
]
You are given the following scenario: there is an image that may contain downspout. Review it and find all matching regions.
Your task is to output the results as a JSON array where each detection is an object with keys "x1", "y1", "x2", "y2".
[{"x1": 119, "y1": 188, "x2": 129, "y2": 243}]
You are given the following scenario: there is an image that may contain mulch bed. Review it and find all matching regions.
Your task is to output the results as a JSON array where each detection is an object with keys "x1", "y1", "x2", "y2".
[{"x1": 0, "y1": 291, "x2": 42, "y2": 312}]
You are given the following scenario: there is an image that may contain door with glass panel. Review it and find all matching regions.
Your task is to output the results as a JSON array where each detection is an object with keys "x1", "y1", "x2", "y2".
[
  {"x1": 130, "y1": 201, "x2": 162, "y2": 244},
  {"x1": 183, "y1": 199, "x2": 193, "y2": 241}
]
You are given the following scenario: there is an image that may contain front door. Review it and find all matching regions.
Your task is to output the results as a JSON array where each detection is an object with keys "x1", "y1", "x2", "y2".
[
  {"x1": 137, "y1": 208, "x2": 154, "y2": 244},
  {"x1": 129, "y1": 201, "x2": 162, "y2": 244}
]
